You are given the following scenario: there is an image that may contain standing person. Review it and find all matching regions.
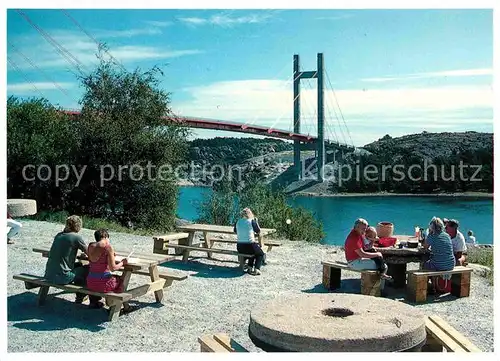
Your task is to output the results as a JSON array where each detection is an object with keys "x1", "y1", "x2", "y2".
[
  {"x1": 7, "y1": 211, "x2": 22, "y2": 244},
  {"x1": 234, "y1": 208, "x2": 265, "y2": 276},
  {"x1": 44, "y1": 215, "x2": 99, "y2": 305},
  {"x1": 466, "y1": 230, "x2": 477, "y2": 248},
  {"x1": 86, "y1": 229, "x2": 128, "y2": 301},
  {"x1": 422, "y1": 217, "x2": 455, "y2": 271},
  {"x1": 344, "y1": 219, "x2": 391, "y2": 280}
]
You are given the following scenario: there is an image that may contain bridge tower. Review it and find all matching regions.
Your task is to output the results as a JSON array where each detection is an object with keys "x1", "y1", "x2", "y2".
[{"x1": 293, "y1": 53, "x2": 325, "y2": 182}]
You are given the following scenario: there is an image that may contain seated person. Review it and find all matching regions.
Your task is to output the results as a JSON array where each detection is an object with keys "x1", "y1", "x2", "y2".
[
  {"x1": 86, "y1": 229, "x2": 128, "y2": 302},
  {"x1": 344, "y1": 218, "x2": 391, "y2": 280},
  {"x1": 7, "y1": 211, "x2": 22, "y2": 244},
  {"x1": 233, "y1": 208, "x2": 264, "y2": 276},
  {"x1": 445, "y1": 219, "x2": 467, "y2": 266},
  {"x1": 363, "y1": 227, "x2": 391, "y2": 280},
  {"x1": 422, "y1": 217, "x2": 455, "y2": 271},
  {"x1": 44, "y1": 215, "x2": 100, "y2": 305},
  {"x1": 466, "y1": 230, "x2": 477, "y2": 248}
]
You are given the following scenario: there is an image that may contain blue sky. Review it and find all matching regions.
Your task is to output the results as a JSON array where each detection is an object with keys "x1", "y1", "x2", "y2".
[{"x1": 6, "y1": 8, "x2": 493, "y2": 146}]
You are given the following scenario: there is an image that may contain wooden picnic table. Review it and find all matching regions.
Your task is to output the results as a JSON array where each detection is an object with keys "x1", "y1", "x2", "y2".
[
  {"x1": 33, "y1": 246, "x2": 175, "y2": 310},
  {"x1": 175, "y1": 223, "x2": 277, "y2": 258},
  {"x1": 374, "y1": 235, "x2": 429, "y2": 288}
]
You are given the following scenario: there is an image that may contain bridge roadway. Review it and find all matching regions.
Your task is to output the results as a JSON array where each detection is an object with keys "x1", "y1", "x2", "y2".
[{"x1": 61, "y1": 110, "x2": 354, "y2": 150}]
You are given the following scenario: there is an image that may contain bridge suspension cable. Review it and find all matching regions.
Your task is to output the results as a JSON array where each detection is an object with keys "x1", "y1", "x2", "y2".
[
  {"x1": 60, "y1": 9, "x2": 128, "y2": 73},
  {"x1": 242, "y1": 60, "x2": 292, "y2": 129},
  {"x1": 324, "y1": 80, "x2": 347, "y2": 145},
  {"x1": 15, "y1": 9, "x2": 90, "y2": 77},
  {"x1": 325, "y1": 67, "x2": 355, "y2": 147},
  {"x1": 8, "y1": 41, "x2": 75, "y2": 101},
  {"x1": 7, "y1": 56, "x2": 60, "y2": 109},
  {"x1": 303, "y1": 78, "x2": 317, "y2": 137}
]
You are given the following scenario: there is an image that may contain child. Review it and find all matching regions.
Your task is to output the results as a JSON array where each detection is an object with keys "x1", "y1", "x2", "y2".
[{"x1": 364, "y1": 227, "x2": 392, "y2": 280}]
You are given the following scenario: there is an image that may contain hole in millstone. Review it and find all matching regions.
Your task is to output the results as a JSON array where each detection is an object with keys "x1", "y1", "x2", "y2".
[{"x1": 322, "y1": 307, "x2": 354, "y2": 318}]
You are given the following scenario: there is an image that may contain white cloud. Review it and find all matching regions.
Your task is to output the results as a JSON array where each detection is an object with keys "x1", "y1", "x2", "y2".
[
  {"x1": 7, "y1": 30, "x2": 203, "y2": 71},
  {"x1": 173, "y1": 79, "x2": 492, "y2": 146},
  {"x1": 178, "y1": 13, "x2": 272, "y2": 27},
  {"x1": 7, "y1": 82, "x2": 75, "y2": 93},
  {"x1": 361, "y1": 68, "x2": 492, "y2": 82}
]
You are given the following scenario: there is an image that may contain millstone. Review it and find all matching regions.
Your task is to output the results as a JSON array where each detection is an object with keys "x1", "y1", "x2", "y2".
[
  {"x1": 7, "y1": 199, "x2": 37, "y2": 217},
  {"x1": 249, "y1": 293, "x2": 426, "y2": 352}
]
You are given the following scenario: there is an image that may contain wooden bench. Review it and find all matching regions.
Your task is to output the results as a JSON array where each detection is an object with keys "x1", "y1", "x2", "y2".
[
  {"x1": 163, "y1": 244, "x2": 254, "y2": 270},
  {"x1": 322, "y1": 261, "x2": 382, "y2": 296},
  {"x1": 13, "y1": 273, "x2": 134, "y2": 321},
  {"x1": 198, "y1": 333, "x2": 248, "y2": 352},
  {"x1": 406, "y1": 266, "x2": 472, "y2": 303},
  {"x1": 152, "y1": 232, "x2": 190, "y2": 255},
  {"x1": 129, "y1": 269, "x2": 188, "y2": 287},
  {"x1": 201, "y1": 235, "x2": 282, "y2": 253},
  {"x1": 424, "y1": 315, "x2": 481, "y2": 352}
]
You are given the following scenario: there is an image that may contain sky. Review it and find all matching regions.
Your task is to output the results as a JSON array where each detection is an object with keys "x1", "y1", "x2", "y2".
[{"x1": 6, "y1": 8, "x2": 494, "y2": 147}]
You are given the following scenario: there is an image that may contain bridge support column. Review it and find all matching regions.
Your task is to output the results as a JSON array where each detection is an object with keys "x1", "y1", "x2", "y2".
[
  {"x1": 293, "y1": 54, "x2": 301, "y2": 180},
  {"x1": 317, "y1": 53, "x2": 325, "y2": 182},
  {"x1": 292, "y1": 53, "x2": 326, "y2": 182}
]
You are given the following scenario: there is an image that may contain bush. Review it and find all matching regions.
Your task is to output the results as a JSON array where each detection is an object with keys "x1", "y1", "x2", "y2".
[
  {"x1": 27, "y1": 211, "x2": 152, "y2": 235},
  {"x1": 197, "y1": 182, "x2": 325, "y2": 242},
  {"x1": 8, "y1": 48, "x2": 190, "y2": 232},
  {"x1": 467, "y1": 247, "x2": 494, "y2": 284}
]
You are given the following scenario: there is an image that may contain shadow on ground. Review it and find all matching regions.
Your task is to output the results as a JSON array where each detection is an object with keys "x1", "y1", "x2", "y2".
[
  {"x1": 163, "y1": 258, "x2": 246, "y2": 279},
  {"x1": 8, "y1": 292, "x2": 169, "y2": 332},
  {"x1": 7, "y1": 292, "x2": 107, "y2": 332}
]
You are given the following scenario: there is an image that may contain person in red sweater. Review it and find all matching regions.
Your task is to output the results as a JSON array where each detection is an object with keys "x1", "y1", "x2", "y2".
[{"x1": 344, "y1": 218, "x2": 391, "y2": 279}]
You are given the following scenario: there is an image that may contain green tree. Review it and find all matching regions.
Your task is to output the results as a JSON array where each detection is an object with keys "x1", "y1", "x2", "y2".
[{"x1": 7, "y1": 49, "x2": 190, "y2": 231}]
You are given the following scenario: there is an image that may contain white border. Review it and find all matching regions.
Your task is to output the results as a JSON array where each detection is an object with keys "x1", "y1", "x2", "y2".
[{"x1": 2, "y1": 1, "x2": 498, "y2": 361}]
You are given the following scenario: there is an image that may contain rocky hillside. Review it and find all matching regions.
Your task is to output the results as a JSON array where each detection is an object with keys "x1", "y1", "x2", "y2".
[
  {"x1": 186, "y1": 132, "x2": 493, "y2": 194},
  {"x1": 189, "y1": 137, "x2": 292, "y2": 165},
  {"x1": 363, "y1": 131, "x2": 493, "y2": 159}
]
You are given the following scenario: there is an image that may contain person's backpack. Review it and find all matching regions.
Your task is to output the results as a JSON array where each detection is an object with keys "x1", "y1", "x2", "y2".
[{"x1": 433, "y1": 274, "x2": 452, "y2": 294}]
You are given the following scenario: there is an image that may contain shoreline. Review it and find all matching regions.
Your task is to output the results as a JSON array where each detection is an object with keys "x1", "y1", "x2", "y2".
[
  {"x1": 293, "y1": 191, "x2": 493, "y2": 198},
  {"x1": 177, "y1": 183, "x2": 493, "y2": 199}
]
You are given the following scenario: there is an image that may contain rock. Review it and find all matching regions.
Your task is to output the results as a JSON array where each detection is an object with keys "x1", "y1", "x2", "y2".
[
  {"x1": 7, "y1": 199, "x2": 37, "y2": 217},
  {"x1": 249, "y1": 293, "x2": 426, "y2": 352}
]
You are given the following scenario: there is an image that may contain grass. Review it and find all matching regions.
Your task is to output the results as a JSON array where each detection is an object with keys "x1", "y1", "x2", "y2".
[
  {"x1": 466, "y1": 247, "x2": 494, "y2": 284},
  {"x1": 26, "y1": 211, "x2": 156, "y2": 236}
]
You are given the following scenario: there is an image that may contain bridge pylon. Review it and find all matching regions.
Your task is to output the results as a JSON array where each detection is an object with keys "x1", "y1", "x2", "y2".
[{"x1": 293, "y1": 53, "x2": 325, "y2": 182}]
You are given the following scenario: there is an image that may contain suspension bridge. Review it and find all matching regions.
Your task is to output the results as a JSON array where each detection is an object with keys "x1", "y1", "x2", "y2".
[
  {"x1": 62, "y1": 53, "x2": 356, "y2": 183},
  {"x1": 9, "y1": 11, "x2": 356, "y2": 183}
]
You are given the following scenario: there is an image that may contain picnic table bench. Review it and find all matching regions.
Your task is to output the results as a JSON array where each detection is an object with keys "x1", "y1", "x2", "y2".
[
  {"x1": 199, "y1": 235, "x2": 282, "y2": 253},
  {"x1": 406, "y1": 266, "x2": 472, "y2": 303},
  {"x1": 424, "y1": 315, "x2": 481, "y2": 352},
  {"x1": 14, "y1": 247, "x2": 187, "y2": 321},
  {"x1": 154, "y1": 224, "x2": 277, "y2": 265},
  {"x1": 198, "y1": 333, "x2": 248, "y2": 352},
  {"x1": 321, "y1": 261, "x2": 383, "y2": 296}
]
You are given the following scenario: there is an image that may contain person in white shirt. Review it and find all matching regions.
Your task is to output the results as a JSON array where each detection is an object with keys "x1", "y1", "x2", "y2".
[
  {"x1": 233, "y1": 208, "x2": 265, "y2": 276},
  {"x1": 466, "y1": 230, "x2": 477, "y2": 247},
  {"x1": 445, "y1": 219, "x2": 467, "y2": 266},
  {"x1": 7, "y1": 211, "x2": 22, "y2": 244}
]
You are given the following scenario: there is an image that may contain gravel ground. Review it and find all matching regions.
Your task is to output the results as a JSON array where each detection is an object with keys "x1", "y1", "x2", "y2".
[{"x1": 7, "y1": 220, "x2": 494, "y2": 352}]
